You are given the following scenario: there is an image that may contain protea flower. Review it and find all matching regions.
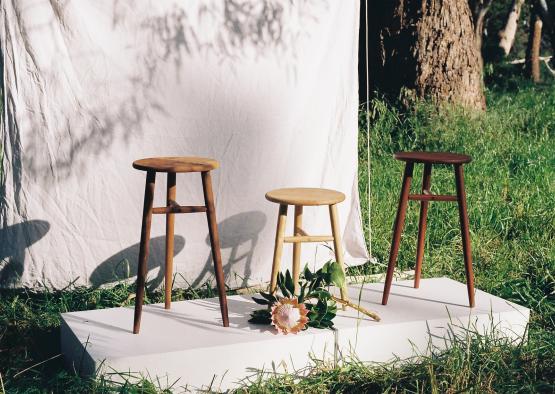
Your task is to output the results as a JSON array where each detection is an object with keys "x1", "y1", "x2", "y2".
[{"x1": 271, "y1": 298, "x2": 309, "y2": 334}]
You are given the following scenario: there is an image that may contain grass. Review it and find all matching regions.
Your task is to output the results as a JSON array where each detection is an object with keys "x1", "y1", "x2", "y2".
[{"x1": 1, "y1": 77, "x2": 554, "y2": 392}]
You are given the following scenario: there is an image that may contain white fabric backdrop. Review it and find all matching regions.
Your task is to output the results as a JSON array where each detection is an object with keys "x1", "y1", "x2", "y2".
[{"x1": 0, "y1": 0, "x2": 368, "y2": 289}]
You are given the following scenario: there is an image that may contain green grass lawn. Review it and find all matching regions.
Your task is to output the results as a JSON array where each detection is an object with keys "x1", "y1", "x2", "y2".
[{"x1": 1, "y1": 78, "x2": 554, "y2": 393}]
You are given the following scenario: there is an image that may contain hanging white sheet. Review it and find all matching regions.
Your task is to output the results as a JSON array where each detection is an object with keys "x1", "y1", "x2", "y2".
[{"x1": 0, "y1": 0, "x2": 368, "y2": 289}]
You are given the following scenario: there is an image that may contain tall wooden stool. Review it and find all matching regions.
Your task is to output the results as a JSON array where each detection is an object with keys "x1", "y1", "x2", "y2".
[
  {"x1": 382, "y1": 152, "x2": 475, "y2": 307},
  {"x1": 266, "y1": 188, "x2": 348, "y2": 301},
  {"x1": 132, "y1": 157, "x2": 229, "y2": 334}
]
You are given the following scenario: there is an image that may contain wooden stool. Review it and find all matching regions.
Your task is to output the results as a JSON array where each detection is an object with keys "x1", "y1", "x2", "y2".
[
  {"x1": 382, "y1": 152, "x2": 475, "y2": 307},
  {"x1": 266, "y1": 188, "x2": 348, "y2": 301},
  {"x1": 132, "y1": 157, "x2": 229, "y2": 334}
]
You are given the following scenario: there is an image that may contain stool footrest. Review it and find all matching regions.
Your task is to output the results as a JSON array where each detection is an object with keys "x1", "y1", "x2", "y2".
[
  {"x1": 283, "y1": 235, "x2": 334, "y2": 243},
  {"x1": 152, "y1": 205, "x2": 207, "y2": 214},
  {"x1": 408, "y1": 194, "x2": 457, "y2": 202}
]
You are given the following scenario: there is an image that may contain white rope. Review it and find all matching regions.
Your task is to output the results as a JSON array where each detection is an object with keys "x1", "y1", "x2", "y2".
[{"x1": 364, "y1": 0, "x2": 372, "y2": 260}]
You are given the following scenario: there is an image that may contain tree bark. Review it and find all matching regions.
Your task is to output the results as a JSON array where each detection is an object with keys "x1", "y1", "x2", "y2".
[
  {"x1": 498, "y1": 0, "x2": 526, "y2": 56},
  {"x1": 526, "y1": 10, "x2": 543, "y2": 82},
  {"x1": 369, "y1": 0, "x2": 485, "y2": 110}
]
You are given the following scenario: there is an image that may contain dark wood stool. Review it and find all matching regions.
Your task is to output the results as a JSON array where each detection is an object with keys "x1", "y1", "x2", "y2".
[
  {"x1": 132, "y1": 157, "x2": 229, "y2": 334},
  {"x1": 381, "y1": 152, "x2": 475, "y2": 307},
  {"x1": 265, "y1": 188, "x2": 348, "y2": 301}
]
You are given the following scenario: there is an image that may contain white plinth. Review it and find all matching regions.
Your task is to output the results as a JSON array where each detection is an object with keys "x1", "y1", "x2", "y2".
[{"x1": 61, "y1": 278, "x2": 529, "y2": 391}]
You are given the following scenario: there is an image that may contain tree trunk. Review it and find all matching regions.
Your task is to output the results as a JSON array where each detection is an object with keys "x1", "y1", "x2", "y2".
[
  {"x1": 535, "y1": 0, "x2": 555, "y2": 63},
  {"x1": 526, "y1": 10, "x2": 543, "y2": 82},
  {"x1": 369, "y1": 0, "x2": 485, "y2": 110},
  {"x1": 470, "y1": 0, "x2": 493, "y2": 54},
  {"x1": 498, "y1": 0, "x2": 526, "y2": 56}
]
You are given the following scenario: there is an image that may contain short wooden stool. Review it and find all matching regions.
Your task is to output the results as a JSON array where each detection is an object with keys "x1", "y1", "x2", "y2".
[
  {"x1": 132, "y1": 157, "x2": 229, "y2": 334},
  {"x1": 382, "y1": 152, "x2": 475, "y2": 307},
  {"x1": 266, "y1": 188, "x2": 348, "y2": 300}
]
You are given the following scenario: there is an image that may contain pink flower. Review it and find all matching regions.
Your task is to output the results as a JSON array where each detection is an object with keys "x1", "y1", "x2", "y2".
[{"x1": 271, "y1": 298, "x2": 309, "y2": 334}]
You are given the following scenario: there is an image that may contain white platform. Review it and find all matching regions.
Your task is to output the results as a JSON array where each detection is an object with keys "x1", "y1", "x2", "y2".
[{"x1": 61, "y1": 278, "x2": 529, "y2": 391}]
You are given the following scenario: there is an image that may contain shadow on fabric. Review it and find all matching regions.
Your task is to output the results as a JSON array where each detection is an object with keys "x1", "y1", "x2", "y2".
[
  {"x1": 89, "y1": 235, "x2": 186, "y2": 289},
  {"x1": 0, "y1": 220, "x2": 50, "y2": 286},
  {"x1": 191, "y1": 210, "x2": 267, "y2": 289}
]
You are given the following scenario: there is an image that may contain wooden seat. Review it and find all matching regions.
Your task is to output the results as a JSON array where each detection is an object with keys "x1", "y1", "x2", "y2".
[
  {"x1": 382, "y1": 151, "x2": 475, "y2": 308},
  {"x1": 394, "y1": 152, "x2": 472, "y2": 165},
  {"x1": 265, "y1": 188, "x2": 345, "y2": 206},
  {"x1": 131, "y1": 156, "x2": 228, "y2": 334},
  {"x1": 266, "y1": 187, "x2": 348, "y2": 302},
  {"x1": 132, "y1": 157, "x2": 219, "y2": 173}
]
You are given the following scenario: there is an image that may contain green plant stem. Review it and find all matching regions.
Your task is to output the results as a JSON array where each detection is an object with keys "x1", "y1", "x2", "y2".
[{"x1": 331, "y1": 296, "x2": 381, "y2": 322}]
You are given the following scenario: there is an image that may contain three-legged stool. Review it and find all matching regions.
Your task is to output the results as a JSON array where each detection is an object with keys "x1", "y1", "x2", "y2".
[
  {"x1": 266, "y1": 188, "x2": 348, "y2": 301},
  {"x1": 132, "y1": 157, "x2": 229, "y2": 334},
  {"x1": 382, "y1": 152, "x2": 475, "y2": 307}
]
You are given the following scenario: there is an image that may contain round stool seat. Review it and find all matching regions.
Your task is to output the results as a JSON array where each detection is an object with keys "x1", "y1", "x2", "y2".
[
  {"x1": 133, "y1": 157, "x2": 219, "y2": 173},
  {"x1": 394, "y1": 152, "x2": 471, "y2": 165},
  {"x1": 265, "y1": 188, "x2": 345, "y2": 206}
]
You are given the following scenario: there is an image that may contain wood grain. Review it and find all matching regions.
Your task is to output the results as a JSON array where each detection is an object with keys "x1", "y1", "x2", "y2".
[
  {"x1": 329, "y1": 203, "x2": 348, "y2": 302},
  {"x1": 382, "y1": 162, "x2": 414, "y2": 305},
  {"x1": 132, "y1": 158, "x2": 230, "y2": 333},
  {"x1": 164, "y1": 172, "x2": 176, "y2": 310},
  {"x1": 266, "y1": 188, "x2": 345, "y2": 206},
  {"x1": 414, "y1": 163, "x2": 432, "y2": 288},
  {"x1": 283, "y1": 235, "x2": 334, "y2": 243},
  {"x1": 133, "y1": 170, "x2": 156, "y2": 334},
  {"x1": 152, "y1": 205, "x2": 207, "y2": 214},
  {"x1": 201, "y1": 171, "x2": 230, "y2": 327},
  {"x1": 292, "y1": 205, "x2": 303, "y2": 294},
  {"x1": 382, "y1": 152, "x2": 475, "y2": 308},
  {"x1": 394, "y1": 152, "x2": 471, "y2": 165},
  {"x1": 454, "y1": 164, "x2": 475, "y2": 307},
  {"x1": 270, "y1": 204, "x2": 288, "y2": 294},
  {"x1": 408, "y1": 194, "x2": 457, "y2": 202},
  {"x1": 133, "y1": 157, "x2": 218, "y2": 173}
]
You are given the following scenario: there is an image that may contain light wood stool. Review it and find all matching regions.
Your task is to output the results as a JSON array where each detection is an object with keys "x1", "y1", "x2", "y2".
[
  {"x1": 265, "y1": 188, "x2": 348, "y2": 300},
  {"x1": 132, "y1": 157, "x2": 229, "y2": 334}
]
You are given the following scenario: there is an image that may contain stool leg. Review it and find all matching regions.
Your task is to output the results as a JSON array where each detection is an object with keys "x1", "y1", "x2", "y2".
[
  {"x1": 454, "y1": 164, "x2": 475, "y2": 307},
  {"x1": 329, "y1": 203, "x2": 349, "y2": 302},
  {"x1": 292, "y1": 205, "x2": 303, "y2": 294},
  {"x1": 270, "y1": 204, "x2": 288, "y2": 294},
  {"x1": 382, "y1": 162, "x2": 414, "y2": 305},
  {"x1": 414, "y1": 163, "x2": 432, "y2": 288},
  {"x1": 201, "y1": 171, "x2": 229, "y2": 327},
  {"x1": 164, "y1": 172, "x2": 176, "y2": 309},
  {"x1": 133, "y1": 170, "x2": 156, "y2": 334}
]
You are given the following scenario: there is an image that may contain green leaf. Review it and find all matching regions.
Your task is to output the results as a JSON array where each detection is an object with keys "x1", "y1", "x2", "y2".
[
  {"x1": 323, "y1": 311, "x2": 336, "y2": 321},
  {"x1": 303, "y1": 265, "x2": 314, "y2": 281},
  {"x1": 315, "y1": 299, "x2": 328, "y2": 316},
  {"x1": 298, "y1": 284, "x2": 307, "y2": 303},
  {"x1": 310, "y1": 289, "x2": 331, "y2": 300},
  {"x1": 320, "y1": 261, "x2": 345, "y2": 287},
  {"x1": 277, "y1": 273, "x2": 291, "y2": 298},
  {"x1": 252, "y1": 297, "x2": 269, "y2": 305},
  {"x1": 328, "y1": 261, "x2": 346, "y2": 288},
  {"x1": 248, "y1": 309, "x2": 272, "y2": 324},
  {"x1": 260, "y1": 292, "x2": 277, "y2": 304},
  {"x1": 313, "y1": 276, "x2": 324, "y2": 291},
  {"x1": 319, "y1": 319, "x2": 334, "y2": 328},
  {"x1": 285, "y1": 270, "x2": 295, "y2": 295}
]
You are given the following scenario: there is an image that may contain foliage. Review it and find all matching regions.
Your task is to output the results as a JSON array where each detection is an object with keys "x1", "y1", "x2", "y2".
[
  {"x1": 0, "y1": 74, "x2": 554, "y2": 392},
  {"x1": 236, "y1": 328, "x2": 555, "y2": 393},
  {"x1": 248, "y1": 262, "x2": 344, "y2": 330},
  {"x1": 0, "y1": 280, "x2": 223, "y2": 392}
]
